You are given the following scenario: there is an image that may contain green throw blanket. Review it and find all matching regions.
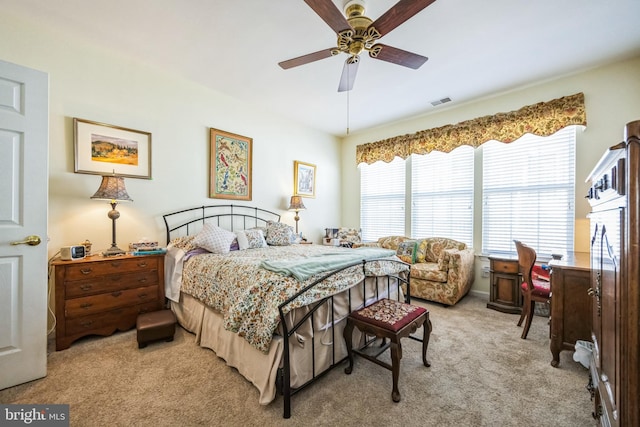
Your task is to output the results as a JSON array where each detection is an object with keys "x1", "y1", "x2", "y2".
[{"x1": 260, "y1": 247, "x2": 396, "y2": 281}]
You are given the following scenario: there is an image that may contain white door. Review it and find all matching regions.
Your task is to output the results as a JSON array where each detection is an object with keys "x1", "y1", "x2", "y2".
[{"x1": 0, "y1": 59, "x2": 49, "y2": 389}]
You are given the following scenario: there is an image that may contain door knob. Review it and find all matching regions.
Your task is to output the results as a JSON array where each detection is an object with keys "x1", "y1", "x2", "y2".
[{"x1": 10, "y1": 235, "x2": 42, "y2": 246}]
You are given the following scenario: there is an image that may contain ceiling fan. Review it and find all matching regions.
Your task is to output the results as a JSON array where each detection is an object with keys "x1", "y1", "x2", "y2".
[{"x1": 278, "y1": 0, "x2": 436, "y2": 92}]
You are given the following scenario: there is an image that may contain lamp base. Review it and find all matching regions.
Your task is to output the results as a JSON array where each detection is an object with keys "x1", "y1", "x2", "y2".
[{"x1": 102, "y1": 245, "x2": 126, "y2": 257}]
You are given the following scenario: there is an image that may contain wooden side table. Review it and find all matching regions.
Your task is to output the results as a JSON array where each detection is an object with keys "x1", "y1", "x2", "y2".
[
  {"x1": 52, "y1": 253, "x2": 165, "y2": 350},
  {"x1": 487, "y1": 256, "x2": 522, "y2": 314}
]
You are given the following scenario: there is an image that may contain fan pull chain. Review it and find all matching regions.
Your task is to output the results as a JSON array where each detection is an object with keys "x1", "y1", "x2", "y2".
[{"x1": 346, "y1": 88, "x2": 350, "y2": 135}]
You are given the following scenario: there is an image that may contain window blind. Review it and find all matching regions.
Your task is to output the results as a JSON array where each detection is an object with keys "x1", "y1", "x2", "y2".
[
  {"x1": 411, "y1": 146, "x2": 474, "y2": 246},
  {"x1": 360, "y1": 157, "x2": 406, "y2": 242},
  {"x1": 482, "y1": 126, "x2": 576, "y2": 257}
]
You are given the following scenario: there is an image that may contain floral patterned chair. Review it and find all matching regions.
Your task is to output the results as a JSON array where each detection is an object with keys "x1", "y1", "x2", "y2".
[{"x1": 364, "y1": 236, "x2": 475, "y2": 306}]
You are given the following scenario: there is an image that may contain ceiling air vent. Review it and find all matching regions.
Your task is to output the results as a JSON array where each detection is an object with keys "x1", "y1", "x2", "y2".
[{"x1": 430, "y1": 97, "x2": 452, "y2": 107}]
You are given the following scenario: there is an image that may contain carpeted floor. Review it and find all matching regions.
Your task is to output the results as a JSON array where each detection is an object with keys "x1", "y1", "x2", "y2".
[{"x1": 0, "y1": 294, "x2": 596, "y2": 426}]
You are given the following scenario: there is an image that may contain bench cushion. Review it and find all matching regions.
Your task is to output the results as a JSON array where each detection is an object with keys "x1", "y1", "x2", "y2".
[{"x1": 350, "y1": 299, "x2": 426, "y2": 332}]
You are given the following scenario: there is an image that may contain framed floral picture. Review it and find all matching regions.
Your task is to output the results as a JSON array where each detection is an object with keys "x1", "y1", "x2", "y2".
[
  {"x1": 74, "y1": 118, "x2": 152, "y2": 179},
  {"x1": 294, "y1": 160, "x2": 316, "y2": 198},
  {"x1": 210, "y1": 128, "x2": 252, "y2": 200}
]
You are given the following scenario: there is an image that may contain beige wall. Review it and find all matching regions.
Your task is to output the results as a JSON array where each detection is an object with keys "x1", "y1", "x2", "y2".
[
  {"x1": 340, "y1": 56, "x2": 640, "y2": 294},
  {"x1": 0, "y1": 13, "x2": 341, "y2": 257},
  {"x1": 3, "y1": 10, "x2": 640, "y2": 298}
]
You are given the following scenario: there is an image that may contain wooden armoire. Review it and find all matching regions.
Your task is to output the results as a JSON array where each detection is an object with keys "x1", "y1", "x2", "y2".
[{"x1": 586, "y1": 120, "x2": 640, "y2": 426}]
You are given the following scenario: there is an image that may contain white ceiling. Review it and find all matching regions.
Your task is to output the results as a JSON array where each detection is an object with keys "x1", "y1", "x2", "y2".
[{"x1": 6, "y1": 0, "x2": 640, "y2": 136}]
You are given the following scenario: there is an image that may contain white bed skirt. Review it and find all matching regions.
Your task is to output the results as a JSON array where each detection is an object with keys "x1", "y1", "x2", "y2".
[{"x1": 171, "y1": 277, "x2": 400, "y2": 405}]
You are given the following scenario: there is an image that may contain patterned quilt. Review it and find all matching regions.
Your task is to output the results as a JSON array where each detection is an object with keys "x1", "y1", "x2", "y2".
[{"x1": 176, "y1": 243, "x2": 408, "y2": 352}]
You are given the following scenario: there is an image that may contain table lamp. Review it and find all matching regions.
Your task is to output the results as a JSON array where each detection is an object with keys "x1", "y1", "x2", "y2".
[
  {"x1": 91, "y1": 172, "x2": 133, "y2": 256},
  {"x1": 288, "y1": 195, "x2": 306, "y2": 235}
]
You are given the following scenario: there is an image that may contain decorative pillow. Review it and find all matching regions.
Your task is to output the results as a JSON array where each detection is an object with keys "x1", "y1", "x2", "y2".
[
  {"x1": 230, "y1": 238, "x2": 240, "y2": 252},
  {"x1": 168, "y1": 235, "x2": 197, "y2": 252},
  {"x1": 415, "y1": 239, "x2": 429, "y2": 263},
  {"x1": 236, "y1": 229, "x2": 267, "y2": 250},
  {"x1": 192, "y1": 223, "x2": 236, "y2": 254},
  {"x1": 396, "y1": 240, "x2": 418, "y2": 264},
  {"x1": 265, "y1": 221, "x2": 294, "y2": 246}
]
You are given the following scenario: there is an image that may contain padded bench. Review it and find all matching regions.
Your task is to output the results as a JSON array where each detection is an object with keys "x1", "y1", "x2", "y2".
[
  {"x1": 343, "y1": 298, "x2": 432, "y2": 402},
  {"x1": 136, "y1": 309, "x2": 177, "y2": 349}
]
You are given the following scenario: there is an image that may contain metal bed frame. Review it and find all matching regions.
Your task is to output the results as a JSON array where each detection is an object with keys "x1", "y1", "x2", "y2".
[{"x1": 163, "y1": 205, "x2": 410, "y2": 418}]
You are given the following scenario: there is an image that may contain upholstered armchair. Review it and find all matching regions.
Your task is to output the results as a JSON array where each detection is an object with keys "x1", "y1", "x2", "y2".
[{"x1": 366, "y1": 236, "x2": 475, "y2": 306}]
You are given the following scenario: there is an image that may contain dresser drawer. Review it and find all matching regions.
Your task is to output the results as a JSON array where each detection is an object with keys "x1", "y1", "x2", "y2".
[
  {"x1": 492, "y1": 260, "x2": 519, "y2": 274},
  {"x1": 65, "y1": 285, "x2": 159, "y2": 318},
  {"x1": 64, "y1": 301, "x2": 159, "y2": 336},
  {"x1": 64, "y1": 257, "x2": 159, "y2": 281},
  {"x1": 65, "y1": 270, "x2": 159, "y2": 298},
  {"x1": 54, "y1": 253, "x2": 165, "y2": 350}
]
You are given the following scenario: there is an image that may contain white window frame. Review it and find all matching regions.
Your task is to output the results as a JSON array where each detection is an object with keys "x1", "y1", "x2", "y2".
[
  {"x1": 481, "y1": 126, "x2": 576, "y2": 258},
  {"x1": 359, "y1": 157, "x2": 406, "y2": 242},
  {"x1": 410, "y1": 146, "x2": 474, "y2": 246}
]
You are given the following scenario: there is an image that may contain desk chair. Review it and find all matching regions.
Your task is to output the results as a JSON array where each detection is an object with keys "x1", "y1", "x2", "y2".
[{"x1": 515, "y1": 240, "x2": 551, "y2": 339}]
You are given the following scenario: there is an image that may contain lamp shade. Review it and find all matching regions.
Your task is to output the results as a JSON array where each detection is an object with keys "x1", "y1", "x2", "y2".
[
  {"x1": 90, "y1": 175, "x2": 133, "y2": 202},
  {"x1": 288, "y1": 195, "x2": 306, "y2": 211}
]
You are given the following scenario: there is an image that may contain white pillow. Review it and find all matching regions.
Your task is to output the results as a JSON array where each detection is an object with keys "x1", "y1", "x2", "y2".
[
  {"x1": 236, "y1": 229, "x2": 267, "y2": 250},
  {"x1": 192, "y1": 223, "x2": 236, "y2": 254}
]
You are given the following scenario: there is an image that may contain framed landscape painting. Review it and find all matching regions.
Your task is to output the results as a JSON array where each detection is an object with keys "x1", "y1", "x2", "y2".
[
  {"x1": 74, "y1": 118, "x2": 152, "y2": 179},
  {"x1": 294, "y1": 160, "x2": 316, "y2": 198},
  {"x1": 210, "y1": 128, "x2": 252, "y2": 200}
]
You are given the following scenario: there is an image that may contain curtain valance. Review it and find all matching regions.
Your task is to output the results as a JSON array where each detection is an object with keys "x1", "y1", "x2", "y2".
[{"x1": 356, "y1": 92, "x2": 586, "y2": 165}]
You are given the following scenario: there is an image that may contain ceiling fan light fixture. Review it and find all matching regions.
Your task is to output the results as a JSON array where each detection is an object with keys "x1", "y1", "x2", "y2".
[{"x1": 280, "y1": 0, "x2": 436, "y2": 92}]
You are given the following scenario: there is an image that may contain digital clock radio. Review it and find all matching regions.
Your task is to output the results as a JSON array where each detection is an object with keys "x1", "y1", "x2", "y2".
[{"x1": 60, "y1": 245, "x2": 86, "y2": 261}]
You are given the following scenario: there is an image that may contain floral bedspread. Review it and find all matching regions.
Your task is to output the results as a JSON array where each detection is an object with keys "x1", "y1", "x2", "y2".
[{"x1": 177, "y1": 243, "x2": 408, "y2": 352}]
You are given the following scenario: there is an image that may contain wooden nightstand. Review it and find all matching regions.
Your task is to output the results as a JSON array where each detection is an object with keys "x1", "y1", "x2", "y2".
[
  {"x1": 487, "y1": 256, "x2": 522, "y2": 314},
  {"x1": 52, "y1": 253, "x2": 165, "y2": 350}
]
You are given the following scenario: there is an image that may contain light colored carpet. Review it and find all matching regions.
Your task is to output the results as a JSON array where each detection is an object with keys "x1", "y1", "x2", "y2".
[{"x1": 0, "y1": 294, "x2": 596, "y2": 426}]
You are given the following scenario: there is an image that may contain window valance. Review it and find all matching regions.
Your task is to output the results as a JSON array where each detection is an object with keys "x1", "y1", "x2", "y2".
[{"x1": 356, "y1": 92, "x2": 586, "y2": 165}]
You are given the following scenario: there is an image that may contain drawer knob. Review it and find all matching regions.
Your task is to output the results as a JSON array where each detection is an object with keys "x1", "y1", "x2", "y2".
[
  {"x1": 80, "y1": 303, "x2": 92, "y2": 309},
  {"x1": 111, "y1": 291, "x2": 122, "y2": 297},
  {"x1": 138, "y1": 262, "x2": 148, "y2": 268},
  {"x1": 80, "y1": 320, "x2": 94, "y2": 328},
  {"x1": 80, "y1": 284, "x2": 93, "y2": 291},
  {"x1": 80, "y1": 268, "x2": 92, "y2": 275},
  {"x1": 138, "y1": 293, "x2": 148, "y2": 299}
]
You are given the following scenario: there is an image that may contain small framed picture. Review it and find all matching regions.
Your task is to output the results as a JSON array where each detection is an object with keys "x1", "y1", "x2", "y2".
[
  {"x1": 294, "y1": 160, "x2": 316, "y2": 198},
  {"x1": 74, "y1": 118, "x2": 152, "y2": 179},
  {"x1": 210, "y1": 128, "x2": 252, "y2": 200}
]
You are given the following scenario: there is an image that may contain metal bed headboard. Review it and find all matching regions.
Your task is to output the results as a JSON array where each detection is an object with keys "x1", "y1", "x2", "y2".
[{"x1": 162, "y1": 204, "x2": 281, "y2": 244}]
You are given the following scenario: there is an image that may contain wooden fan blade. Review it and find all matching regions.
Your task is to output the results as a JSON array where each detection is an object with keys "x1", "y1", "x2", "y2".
[
  {"x1": 338, "y1": 57, "x2": 359, "y2": 92},
  {"x1": 369, "y1": 0, "x2": 437, "y2": 37},
  {"x1": 279, "y1": 48, "x2": 338, "y2": 69},
  {"x1": 304, "y1": 0, "x2": 352, "y2": 34},
  {"x1": 369, "y1": 44, "x2": 428, "y2": 69}
]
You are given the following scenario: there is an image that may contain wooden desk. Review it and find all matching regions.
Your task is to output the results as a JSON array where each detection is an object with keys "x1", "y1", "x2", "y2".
[{"x1": 549, "y1": 252, "x2": 592, "y2": 367}]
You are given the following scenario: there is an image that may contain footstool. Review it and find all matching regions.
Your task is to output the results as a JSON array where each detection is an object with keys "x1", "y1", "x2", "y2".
[
  {"x1": 343, "y1": 298, "x2": 432, "y2": 402},
  {"x1": 136, "y1": 309, "x2": 177, "y2": 349}
]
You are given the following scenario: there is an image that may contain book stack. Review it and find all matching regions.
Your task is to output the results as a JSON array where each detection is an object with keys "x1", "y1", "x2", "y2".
[{"x1": 129, "y1": 241, "x2": 166, "y2": 255}]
